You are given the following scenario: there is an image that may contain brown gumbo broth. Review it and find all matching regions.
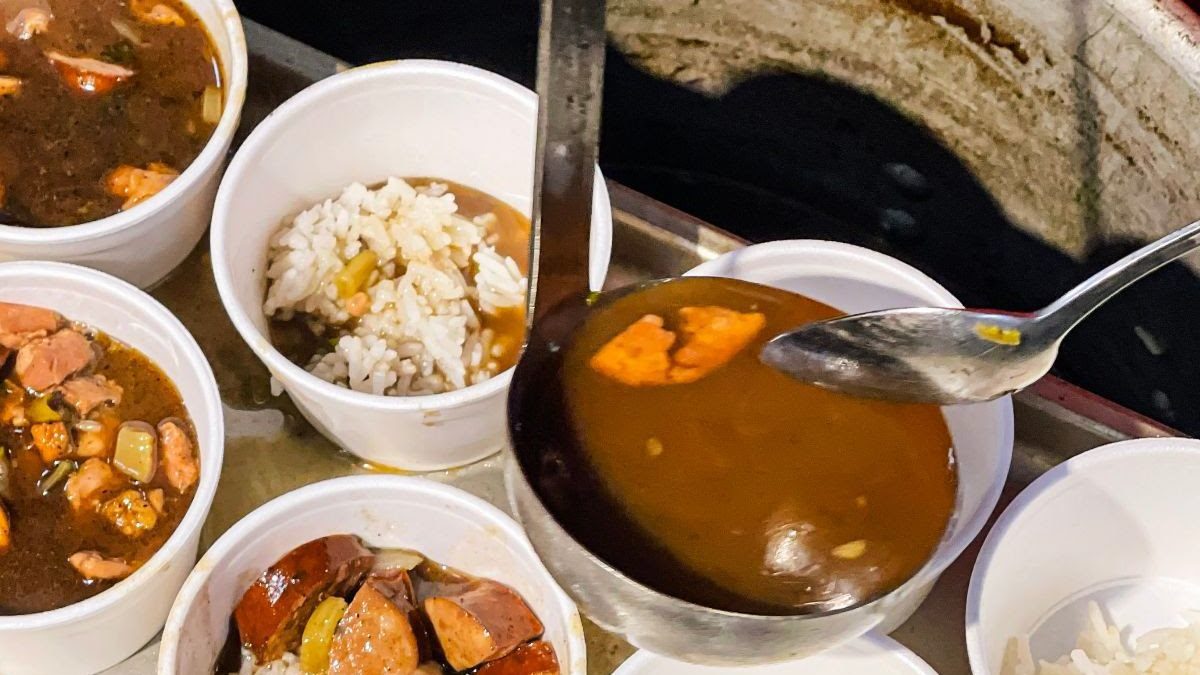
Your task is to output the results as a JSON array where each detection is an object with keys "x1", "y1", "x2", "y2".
[
  {"x1": 0, "y1": 311, "x2": 199, "y2": 615},
  {"x1": 560, "y1": 277, "x2": 956, "y2": 614},
  {"x1": 0, "y1": 0, "x2": 221, "y2": 227}
]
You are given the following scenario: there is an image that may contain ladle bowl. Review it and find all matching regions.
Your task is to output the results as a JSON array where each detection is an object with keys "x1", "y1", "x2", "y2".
[{"x1": 505, "y1": 240, "x2": 1014, "y2": 664}]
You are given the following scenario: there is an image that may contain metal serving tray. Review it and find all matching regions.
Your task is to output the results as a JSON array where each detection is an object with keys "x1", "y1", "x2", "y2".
[{"x1": 105, "y1": 20, "x2": 1179, "y2": 675}]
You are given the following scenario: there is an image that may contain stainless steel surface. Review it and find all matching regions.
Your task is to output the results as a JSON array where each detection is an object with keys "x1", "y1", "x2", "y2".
[
  {"x1": 763, "y1": 219, "x2": 1200, "y2": 405},
  {"x1": 103, "y1": 20, "x2": 1176, "y2": 675},
  {"x1": 528, "y1": 0, "x2": 606, "y2": 324}
]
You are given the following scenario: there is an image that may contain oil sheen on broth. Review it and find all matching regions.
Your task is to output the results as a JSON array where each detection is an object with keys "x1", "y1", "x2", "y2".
[{"x1": 562, "y1": 277, "x2": 956, "y2": 614}]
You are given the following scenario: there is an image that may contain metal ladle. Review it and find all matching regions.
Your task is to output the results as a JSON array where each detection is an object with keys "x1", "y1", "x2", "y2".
[
  {"x1": 508, "y1": 0, "x2": 930, "y2": 663},
  {"x1": 761, "y1": 219, "x2": 1200, "y2": 405}
]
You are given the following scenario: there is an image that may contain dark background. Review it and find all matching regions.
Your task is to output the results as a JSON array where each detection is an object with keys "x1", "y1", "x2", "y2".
[{"x1": 236, "y1": 0, "x2": 1200, "y2": 435}]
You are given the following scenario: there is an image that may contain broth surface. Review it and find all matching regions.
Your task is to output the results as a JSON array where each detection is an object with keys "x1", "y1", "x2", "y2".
[
  {"x1": 562, "y1": 277, "x2": 956, "y2": 614},
  {"x1": 0, "y1": 0, "x2": 221, "y2": 226}
]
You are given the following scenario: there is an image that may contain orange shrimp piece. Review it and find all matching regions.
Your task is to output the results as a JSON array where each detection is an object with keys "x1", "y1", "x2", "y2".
[
  {"x1": 105, "y1": 162, "x2": 178, "y2": 210},
  {"x1": 589, "y1": 315, "x2": 676, "y2": 387},
  {"x1": 129, "y1": 0, "x2": 185, "y2": 26},
  {"x1": 590, "y1": 307, "x2": 765, "y2": 386},
  {"x1": 668, "y1": 306, "x2": 767, "y2": 384}
]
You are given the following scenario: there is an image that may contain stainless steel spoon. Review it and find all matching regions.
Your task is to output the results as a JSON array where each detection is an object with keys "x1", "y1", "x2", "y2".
[{"x1": 761, "y1": 219, "x2": 1200, "y2": 405}]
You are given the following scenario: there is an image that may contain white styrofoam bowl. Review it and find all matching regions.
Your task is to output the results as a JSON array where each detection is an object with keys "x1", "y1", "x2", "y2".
[
  {"x1": 614, "y1": 634, "x2": 936, "y2": 675},
  {"x1": 158, "y1": 475, "x2": 586, "y2": 675},
  {"x1": 688, "y1": 240, "x2": 1013, "y2": 637},
  {"x1": 0, "y1": 0, "x2": 248, "y2": 289},
  {"x1": 0, "y1": 261, "x2": 224, "y2": 675},
  {"x1": 211, "y1": 59, "x2": 613, "y2": 471},
  {"x1": 967, "y1": 437, "x2": 1200, "y2": 674}
]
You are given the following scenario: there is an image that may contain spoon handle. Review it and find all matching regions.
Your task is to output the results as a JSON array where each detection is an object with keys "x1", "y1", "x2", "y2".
[
  {"x1": 527, "y1": 0, "x2": 608, "y2": 328},
  {"x1": 1037, "y1": 218, "x2": 1200, "y2": 332}
]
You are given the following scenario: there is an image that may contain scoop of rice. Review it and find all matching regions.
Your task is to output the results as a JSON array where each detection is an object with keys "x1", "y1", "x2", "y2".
[
  {"x1": 263, "y1": 177, "x2": 527, "y2": 396},
  {"x1": 1001, "y1": 602, "x2": 1200, "y2": 675}
]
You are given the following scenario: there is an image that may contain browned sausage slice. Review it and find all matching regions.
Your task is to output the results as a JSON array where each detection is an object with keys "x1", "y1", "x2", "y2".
[
  {"x1": 15, "y1": 329, "x2": 95, "y2": 392},
  {"x1": 474, "y1": 641, "x2": 561, "y2": 675},
  {"x1": 234, "y1": 535, "x2": 375, "y2": 664},
  {"x1": 328, "y1": 569, "x2": 423, "y2": 674},
  {"x1": 423, "y1": 579, "x2": 545, "y2": 671}
]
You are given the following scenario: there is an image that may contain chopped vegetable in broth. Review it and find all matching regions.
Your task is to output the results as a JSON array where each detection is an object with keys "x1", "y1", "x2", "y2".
[
  {"x1": 0, "y1": 302, "x2": 199, "y2": 614},
  {"x1": 0, "y1": 0, "x2": 221, "y2": 226},
  {"x1": 560, "y1": 277, "x2": 957, "y2": 614}
]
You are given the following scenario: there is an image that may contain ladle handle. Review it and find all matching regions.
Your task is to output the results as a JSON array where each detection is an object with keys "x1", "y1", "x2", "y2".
[
  {"x1": 1037, "y1": 219, "x2": 1200, "y2": 333},
  {"x1": 527, "y1": 0, "x2": 608, "y2": 328}
]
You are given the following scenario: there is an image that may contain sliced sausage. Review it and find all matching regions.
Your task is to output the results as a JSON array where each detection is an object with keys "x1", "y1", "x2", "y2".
[
  {"x1": 0, "y1": 302, "x2": 60, "y2": 349},
  {"x1": 15, "y1": 329, "x2": 95, "y2": 392},
  {"x1": 234, "y1": 535, "x2": 375, "y2": 664},
  {"x1": 328, "y1": 570, "x2": 423, "y2": 675},
  {"x1": 474, "y1": 641, "x2": 561, "y2": 675},
  {"x1": 158, "y1": 418, "x2": 198, "y2": 493},
  {"x1": 58, "y1": 375, "x2": 123, "y2": 416},
  {"x1": 64, "y1": 458, "x2": 121, "y2": 512},
  {"x1": 423, "y1": 579, "x2": 545, "y2": 671},
  {"x1": 68, "y1": 551, "x2": 132, "y2": 581}
]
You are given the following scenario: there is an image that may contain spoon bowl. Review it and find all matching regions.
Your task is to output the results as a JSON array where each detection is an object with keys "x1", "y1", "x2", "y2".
[
  {"x1": 763, "y1": 218, "x2": 1200, "y2": 404},
  {"x1": 761, "y1": 307, "x2": 1058, "y2": 405}
]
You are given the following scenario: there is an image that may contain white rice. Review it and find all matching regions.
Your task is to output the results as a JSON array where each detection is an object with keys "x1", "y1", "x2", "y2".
[
  {"x1": 237, "y1": 649, "x2": 300, "y2": 675},
  {"x1": 1002, "y1": 602, "x2": 1200, "y2": 675},
  {"x1": 263, "y1": 178, "x2": 527, "y2": 396}
]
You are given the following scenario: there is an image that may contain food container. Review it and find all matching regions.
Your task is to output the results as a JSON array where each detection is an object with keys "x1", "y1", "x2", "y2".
[
  {"x1": 211, "y1": 59, "x2": 614, "y2": 471},
  {"x1": 158, "y1": 474, "x2": 586, "y2": 675},
  {"x1": 0, "y1": 0, "x2": 249, "y2": 290},
  {"x1": 507, "y1": 239, "x2": 1013, "y2": 665},
  {"x1": 615, "y1": 633, "x2": 937, "y2": 675},
  {"x1": 0, "y1": 261, "x2": 224, "y2": 675},
  {"x1": 966, "y1": 437, "x2": 1200, "y2": 674}
]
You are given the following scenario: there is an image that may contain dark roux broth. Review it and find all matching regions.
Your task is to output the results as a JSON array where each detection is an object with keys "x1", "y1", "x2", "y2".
[
  {"x1": 0, "y1": 333, "x2": 195, "y2": 614},
  {"x1": 0, "y1": 0, "x2": 221, "y2": 226},
  {"x1": 560, "y1": 277, "x2": 956, "y2": 614}
]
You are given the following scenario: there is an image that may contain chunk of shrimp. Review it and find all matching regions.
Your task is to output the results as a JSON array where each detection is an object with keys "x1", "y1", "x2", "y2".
[
  {"x1": 589, "y1": 315, "x2": 676, "y2": 387},
  {"x1": 158, "y1": 418, "x2": 198, "y2": 493},
  {"x1": 669, "y1": 306, "x2": 767, "y2": 384},
  {"x1": 129, "y1": 0, "x2": 185, "y2": 26},
  {"x1": 68, "y1": 551, "x2": 133, "y2": 581},
  {"x1": 5, "y1": 4, "x2": 52, "y2": 40},
  {"x1": 590, "y1": 307, "x2": 766, "y2": 386},
  {"x1": 64, "y1": 458, "x2": 120, "y2": 512},
  {"x1": 105, "y1": 162, "x2": 178, "y2": 210}
]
